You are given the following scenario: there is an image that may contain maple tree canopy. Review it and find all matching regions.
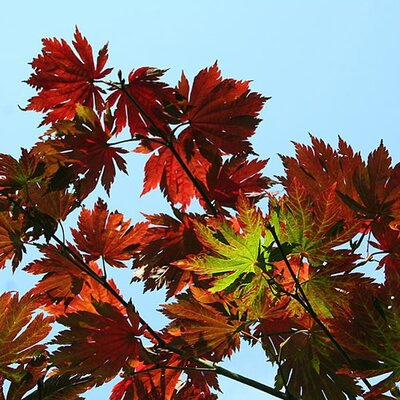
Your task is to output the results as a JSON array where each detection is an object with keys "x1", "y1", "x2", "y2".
[{"x1": 0, "y1": 27, "x2": 399, "y2": 400}]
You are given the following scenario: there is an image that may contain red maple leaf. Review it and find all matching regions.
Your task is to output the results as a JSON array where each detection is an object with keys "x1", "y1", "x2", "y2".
[
  {"x1": 176, "y1": 63, "x2": 267, "y2": 156},
  {"x1": 138, "y1": 132, "x2": 212, "y2": 210},
  {"x1": 174, "y1": 385, "x2": 218, "y2": 400},
  {"x1": 28, "y1": 188, "x2": 77, "y2": 223},
  {"x1": 24, "y1": 243, "x2": 86, "y2": 306},
  {"x1": 52, "y1": 300, "x2": 144, "y2": 380},
  {"x1": 0, "y1": 212, "x2": 26, "y2": 270},
  {"x1": 21, "y1": 373, "x2": 94, "y2": 399},
  {"x1": 107, "y1": 67, "x2": 176, "y2": 135},
  {"x1": 37, "y1": 105, "x2": 128, "y2": 198},
  {"x1": 272, "y1": 179, "x2": 361, "y2": 265},
  {"x1": 132, "y1": 210, "x2": 203, "y2": 298},
  {"x1": 338, "y1": 142, "x2": 400, "y2": 226},
  {"x1": 44, "y1": 261, "x2": 125, "y2": 317},
  {"x1": 331, "y1": 275, "x2": 400, "y2": 398},
  {"x1": 110, "y1": 354, "x2": 183, "y2": 400},
  {"x1": 162, "y1": 291, "x2": 242, "y2": 361},
  {"x1": 280, "y1": 135, "x2": 363, "y2": 198},
  {"x1": 205, "y1": 155, "x2": 271, "y2": 210},
  {"x1": 370, "y1": 224, "x2": 400, "y2": 277},
  {"x1": 72, "y1": 199, "x2": 146, "y2": 268},
  {"x1": 111, "y1": 353, "x2": 219, "y2": 400},
  {"x1": 26, "y1": 27, "x2": 112, "y2": 124},
  {"x1": 176, "y1": 360, "x2": 220, "y2": 400}
]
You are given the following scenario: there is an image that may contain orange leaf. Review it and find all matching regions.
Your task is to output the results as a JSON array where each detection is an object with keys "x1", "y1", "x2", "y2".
[
  {"x1": 162, "y1": 292, "x2": 242, "y2": 361},
  {"x1": 139, "y1": 132, "x2": 212, "y2": 210},
  {"x1": 111, "y1": 354, "x2": 183, "y2": 400},
  {"x1": 44, "y1": 261, "x2": 125, "y2": 317}
]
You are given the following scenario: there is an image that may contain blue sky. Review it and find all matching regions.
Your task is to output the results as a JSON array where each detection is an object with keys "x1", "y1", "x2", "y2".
[{"x1": 1, "y1": 1, "x2": 400, "y2": 399}]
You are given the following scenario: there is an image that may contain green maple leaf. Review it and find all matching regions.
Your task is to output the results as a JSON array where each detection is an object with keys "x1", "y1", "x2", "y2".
[{"x1": 176, "y1": 197, "x2": 272, "y2": 293}]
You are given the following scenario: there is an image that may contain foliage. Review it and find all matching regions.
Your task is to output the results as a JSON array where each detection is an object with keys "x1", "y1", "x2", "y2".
[{"x1": 1, "y1": 28, "x2": 399, "y2": 399}]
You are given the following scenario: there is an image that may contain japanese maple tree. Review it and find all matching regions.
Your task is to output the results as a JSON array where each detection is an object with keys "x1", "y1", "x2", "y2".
[{"x1": 1, "y1": 27, "x2": 399, "y2": 399}]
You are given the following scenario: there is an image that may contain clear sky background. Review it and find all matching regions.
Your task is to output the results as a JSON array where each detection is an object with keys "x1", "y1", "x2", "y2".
[{"x1": 1, "y1": 1, "x2": 400, "y2": 399}]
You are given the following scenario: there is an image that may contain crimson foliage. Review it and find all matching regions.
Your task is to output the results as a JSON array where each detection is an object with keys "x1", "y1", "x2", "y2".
[{"x1": 1, "y1": 28, "x2": 399, "y2": 400}]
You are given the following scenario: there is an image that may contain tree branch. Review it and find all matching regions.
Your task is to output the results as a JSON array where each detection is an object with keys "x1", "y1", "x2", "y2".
[
  {"x1": 105, "y1": 78, "x2": 218, "y2": 215},
  {"x1": 10, "y1": 197, "x2": 293, "y2": 400}
]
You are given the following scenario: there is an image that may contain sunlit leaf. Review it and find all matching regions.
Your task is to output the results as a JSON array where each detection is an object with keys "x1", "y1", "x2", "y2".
[
  {"x1": 26, "y1": 27, "x2": 112, "y2": 125},
  {"x1": 176, "y1": 197, "x2": 270, "y2": 293},
  {"x1": 71, "y1": 199, "x2": 145, "y2": 268},
  {"x1": 0, "y1": 292, "x2": 52, "y2": 381},
  {"x1": 177, "y1": 63, "x2": 267, "y2": 156},
  {"x1": 52, "y1": 301, "x2": 144, "y2": 380}
]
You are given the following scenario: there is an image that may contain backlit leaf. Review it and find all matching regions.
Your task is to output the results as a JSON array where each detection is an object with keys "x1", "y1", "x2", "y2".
[
  {"x1": 26, "y1": 27, "x2": 112, "y2": 125},
  {"x1": 110, "y1": 354, "x2": 182, "y2": 400},
  {"x1": 332, "y1": 271, "x2": 400, "y2": 398},
  {"x1": 162, "y1": 291, "x2": 243, "y2": 361},
  {"x1": 44, "y1": 261, "x2": 124, "y2": 317},
  {"x1": 35, "y1": 105, "x2": 128, "y2": 198},
  {"x1": 205, "y1": 155, "x2": 271, "y2": 210},
  {"x1": 24, "y1": 243, "x2": 86, "y2": 306},
  {"x1": 0, "y1": 150, "x2": 45, "y2": 193},
  {"x1": 72, "y1": 199, "x2": 145, "y2": 268},
  {"x1": 0, "y1": 292, "x2": 52, "y2": 380},
  {"x1": 276, "y1": 325, "x2": 362, "y2": 400},
  {"x1": 280, "y1": 135, "x2": 362, "y2": 198},
  {"x1": 339, "y1": 143, "x2": 400, "y2": 227},
  {"x1": 6, "y1": 355, "x2": 47, "y2": 400},
  {"x1": 138, "y1": 132, "x2": 212, "y2": 210},
  {"x1": 22, "y1": 374, "x2": 94, "y2": 400},
  {"x1": 52, "y1": 301, "x2": 144, "y2": 380},
  {"x1": 107, "y1": 67, "x2": 176, "y2": 135},
  {"x1": 0, "y1": 212, "x2": 26, "y2": 270},
  {"x1": 177, "y1": 63, "x2": 267, "y2": 156},
  {"x1": 270, "y1": 180, "x2": 360, "y2": 265},
  {"x1": 176, "y1": 197, "x2": 270, "y2": 293},
  {"x1": 132, "y1": 210, "x2": 203, "y2": 298}
]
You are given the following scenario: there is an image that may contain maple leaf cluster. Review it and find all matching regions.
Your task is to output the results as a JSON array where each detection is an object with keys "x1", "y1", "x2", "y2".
[{"x1": 0, "y1": 28, "x2": 399, "y2": 400}]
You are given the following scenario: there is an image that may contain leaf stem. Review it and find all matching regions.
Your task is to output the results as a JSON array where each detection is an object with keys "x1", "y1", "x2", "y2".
[{"x1": 107, "y1": 136, "x2": 166, "y2": 147}]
